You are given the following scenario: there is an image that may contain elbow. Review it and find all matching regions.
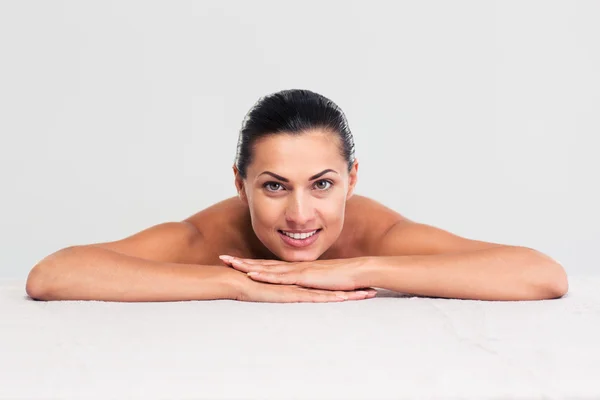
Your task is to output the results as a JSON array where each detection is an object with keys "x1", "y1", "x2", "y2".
[
  {"x1": 520, "y1": 248, "x2": 568, "y2": 300},
  {"x1": 26, "y1": 247, "x2": 75, "y2": 301},
  {"x1": 26, "y1": 263, "x2": 48, "y2": 300},
  {"x1": 536, "y1": 261, "x2": 569, "y2": 300},
  {"x1": 26, "y1": 259, "x2": 61, "y2": 300},
  {"x1": 547, "y1": 268, "x2": 569, "y2": 299}
]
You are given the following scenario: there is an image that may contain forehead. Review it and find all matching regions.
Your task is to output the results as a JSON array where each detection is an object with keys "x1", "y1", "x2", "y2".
[{"x1": 250, "y1": 130, "x2": 342, "y2": 164}]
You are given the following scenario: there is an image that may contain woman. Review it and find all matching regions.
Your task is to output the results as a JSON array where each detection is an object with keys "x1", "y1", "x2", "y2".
[{"x1": 26, "y1": 89, "x2": 569, "y2": 303}]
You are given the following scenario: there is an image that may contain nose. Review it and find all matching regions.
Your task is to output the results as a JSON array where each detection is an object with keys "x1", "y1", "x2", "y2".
[{"x1": 284, "y1": 194, "x2": 315, "y2": 226}]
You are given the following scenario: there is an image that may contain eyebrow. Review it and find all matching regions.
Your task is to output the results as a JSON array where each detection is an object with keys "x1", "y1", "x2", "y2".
[{"x1": 258, "y1": 169, "x2": 338, "y2": 182}]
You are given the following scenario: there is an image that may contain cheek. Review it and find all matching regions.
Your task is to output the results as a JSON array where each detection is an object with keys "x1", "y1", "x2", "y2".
[
  {"x1": 249, "y1": 197, "x2": 281, "y2": 226},
  {"x1": 317, "y1": 200, "x2": 346, "y2": 234},
  {"x1": 321, "y1": 194, "x2": 346, "y2": 216}
]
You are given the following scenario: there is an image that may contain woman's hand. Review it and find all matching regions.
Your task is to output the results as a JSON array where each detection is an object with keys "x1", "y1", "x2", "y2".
[
  {"x1": 220, "y1": 255, "x2": 373, "y2": 292},
  {"x1": 236, "y1": 278, "x2": 377, "y2": 303}
]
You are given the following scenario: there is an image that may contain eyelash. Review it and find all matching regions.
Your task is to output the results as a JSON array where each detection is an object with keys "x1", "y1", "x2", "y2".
[{"x1": 263, "y1": 179, "x2": 334, "y2": 193}]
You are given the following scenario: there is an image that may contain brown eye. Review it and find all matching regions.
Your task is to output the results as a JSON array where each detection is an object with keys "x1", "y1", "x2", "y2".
[
  {"x1": 264, "y1": 182, "x2": 283, "y2": 192},
  {"x1": 314, "y1": 180, "x2": 333, "y2": 190}
]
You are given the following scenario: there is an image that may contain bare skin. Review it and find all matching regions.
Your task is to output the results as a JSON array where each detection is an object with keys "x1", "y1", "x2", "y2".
[
  {"x1": 26, "y1": 128, "x2": 568, "y2": 302},
  {"x1": 181, "y1": 129, "x2": 411, "y2": 267},
  {"x1": 182, "y1": 193, "x2": 409, "y2": 267},
  {"x1": 25, "y1": 129, "x2": 413, "y2": 303}
]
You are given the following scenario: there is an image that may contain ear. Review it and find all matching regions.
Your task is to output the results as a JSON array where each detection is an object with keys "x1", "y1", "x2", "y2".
[
  {"x1": 346, "y1": 159, "x2": 359, "y2": 199},
  {"x1": 232, "y1": 165, "x2": 248, "y2": 204}
]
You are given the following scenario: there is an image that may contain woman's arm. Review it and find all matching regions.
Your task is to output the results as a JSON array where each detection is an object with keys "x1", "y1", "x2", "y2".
[
  {"x1": 26, "y1": 245, "x2": 245, "y2": 302},
  {"x1": 222, "y1": 246, "x2": 568, "y2": 301},
  {"x1": 26, "y1": 221, "x2": 245, "y2": 302},
  {"x1": 355, "y1": 246, "x2": 569, "y2": 301}
]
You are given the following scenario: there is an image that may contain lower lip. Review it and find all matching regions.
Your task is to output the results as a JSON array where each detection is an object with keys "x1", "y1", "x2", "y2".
[{"x1": 278, "y1": 229, "x2": 321, "y2": 248}]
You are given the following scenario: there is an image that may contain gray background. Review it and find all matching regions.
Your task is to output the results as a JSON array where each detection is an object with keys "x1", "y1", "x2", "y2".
[{"x1": 1, "y1": 1, "x2": 598, "y2": 279}]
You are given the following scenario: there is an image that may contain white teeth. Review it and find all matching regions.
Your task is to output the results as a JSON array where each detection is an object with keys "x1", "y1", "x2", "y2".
[{"x1": 281, "y1": 230, "x2": 318, "y2": 240}]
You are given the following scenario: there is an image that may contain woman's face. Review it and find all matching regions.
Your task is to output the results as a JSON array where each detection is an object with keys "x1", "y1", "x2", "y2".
[{"x1": 234, "y1": 130, "x2": 358, "y2": 262}]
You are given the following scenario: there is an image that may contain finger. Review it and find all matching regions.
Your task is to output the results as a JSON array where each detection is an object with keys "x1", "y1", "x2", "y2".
[
  {"x1": 278, "y1": 286, "x2": 343, "y2": 303},
  {"x1": 239, "y1": 260, "x2": 295, "y2": 273},
  {"x1": 313, "y1": 293, "x2": 347, "y2": 303},
  {"x1": 221, "y1": 256, "x2": 288, "y2": 272},
  {"x1": 354, "y1": 287, "x2": 378, "y2": 297},
  {"x1": 335, "y1": 290, "x2": 371, "y2": 301},
  {"x1": 355, "y1": 287, "x2": 377, "y2": 292},
  {"x1": 219, "y1": 255, "x2": 267, "y2": 266},
  {"x1": 224, "y1": 259, "x2": 251, "y2": 273},
  {"x1": 238, "y1": 258, "x2": 284, "y2": 266},
  {"x1": 221, "y1": 260, "x2": 244, "y2": 270},
  {"x1": 331, "y1": 290, "x2": 375, "y2": 300},
  {"x1": 307, "y1": 289, "x2": 370, "y2": 301},
  {"x1": 218, "y1": 256, "x2": 241, "y2": 269},
  {"x1": 362, "y1": 289, "x2": 378, "y2": 297},
  {"x1": 225, "y1": 259, "x2": 265, "y2": 274},
  {"x1": 299, "y1": 290, "x2": 348, "y2": 303},
  {"x1": 247, "y1": 271, "x2": 298, "y2": 285},
  {"x1": 239, "y1": 259, "x2": 291, "y2": 269}
]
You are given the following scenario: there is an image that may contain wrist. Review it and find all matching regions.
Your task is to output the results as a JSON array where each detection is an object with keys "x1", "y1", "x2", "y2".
[
  {"x1": 226, "y1": 269, "x2": 251, "y2": 301},
  {"x1": 353, "y1": 256, "x2": 394, "y2": 288},
  {"x1": 202, "y1": 265, "x2": 249, "y2": 301}
]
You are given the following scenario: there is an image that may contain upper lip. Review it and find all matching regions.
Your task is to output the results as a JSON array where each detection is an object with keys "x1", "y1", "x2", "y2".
[{"x1": 279, "y1": 229, "x2": 321, "y2": 233}]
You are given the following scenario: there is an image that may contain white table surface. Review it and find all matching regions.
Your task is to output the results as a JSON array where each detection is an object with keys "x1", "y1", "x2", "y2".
[{"x1": 1, "y1": 276, "x2": 599, "y2": 400}]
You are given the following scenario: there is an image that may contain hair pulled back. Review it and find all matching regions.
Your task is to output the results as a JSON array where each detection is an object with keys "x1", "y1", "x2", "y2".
[{"x1": 234, "y1": 89, "x2": 356, "y2": 179}]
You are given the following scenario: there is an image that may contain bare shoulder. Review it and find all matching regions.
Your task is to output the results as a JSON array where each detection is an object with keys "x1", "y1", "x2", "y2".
[
  {"x1": 347, "y1": 195, "x2": 411, "y2": 225},
  {"x1": 182, "y1": 196, "x2": 253, "y2": 263},
  {"x1": 346, "y1": 194, "x2": 412, "y2": 235},
  {"x1": 183, "y1": 196, "x2": 244, "y2": 234},
  {"x1": 326, "y1": 194, "x2": 412, "y2": 258},
  {"x1": 348, "y1": 194, "x2": 509, "y2": 257}
]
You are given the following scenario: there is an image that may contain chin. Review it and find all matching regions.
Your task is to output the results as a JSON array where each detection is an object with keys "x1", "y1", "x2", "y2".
[
  {"x1": 263, "y1": 243, "x2": 321, "y2": 262},
  {"x1": 256, "y1": 228, "x2": 329, "y2": 262},
  {"x1": 280, "y1": 252, "x2": 320, "y2": 262}
]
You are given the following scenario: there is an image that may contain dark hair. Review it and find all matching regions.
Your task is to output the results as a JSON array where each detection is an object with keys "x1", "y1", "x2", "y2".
[{"x1": 234, "y1": 89, "x2": 356, "y2": 180}]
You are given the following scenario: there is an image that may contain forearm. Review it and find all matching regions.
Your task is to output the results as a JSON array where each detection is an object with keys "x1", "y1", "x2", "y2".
[
  {"x1": 356, "y1": 247, "x2": 569, "y2": 301},
  {"x1": 26, "y1": 246, "x2": 246, "y2": 302}
]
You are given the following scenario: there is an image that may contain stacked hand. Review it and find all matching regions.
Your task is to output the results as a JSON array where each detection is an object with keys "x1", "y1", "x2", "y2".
[{"x1": 219, "y1": 255, "x2": 377, "y2": 303}]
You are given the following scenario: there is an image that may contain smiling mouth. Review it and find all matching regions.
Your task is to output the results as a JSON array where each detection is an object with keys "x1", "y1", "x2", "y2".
[
  {"x1": 278, "y1": 229, "x2": 321, "y2": 237},
  {"x1": 277, "y1": 229, "x2": 322, "y2": 248}
]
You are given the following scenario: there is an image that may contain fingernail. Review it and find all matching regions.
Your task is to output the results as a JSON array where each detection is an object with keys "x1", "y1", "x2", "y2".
[
  {"x1": 219, "y1": 255, "x2": 231, "y2": 260},
  {"x1": 358, "y1": 291, "x2": 369, "y2": 295},
  {"x1": 336, "y1": 294, "x2": 349, "y2": 300}
]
